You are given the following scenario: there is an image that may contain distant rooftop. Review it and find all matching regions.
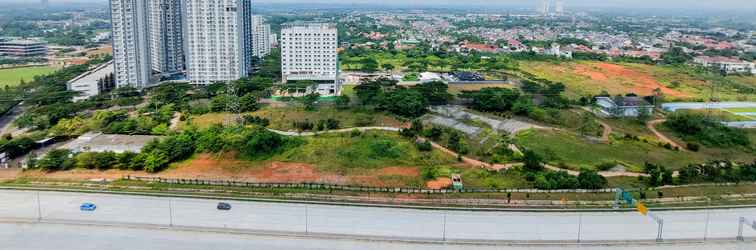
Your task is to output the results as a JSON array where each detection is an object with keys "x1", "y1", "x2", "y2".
[
  {"x1": 282, "y1": 22, "x2": 336, "y2": 29},
  {"x1": 0, "y1": 40, "x2": 46, "y2": 45}
]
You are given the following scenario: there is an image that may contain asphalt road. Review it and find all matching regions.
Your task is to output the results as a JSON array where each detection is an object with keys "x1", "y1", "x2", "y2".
[
  {"x1": 2, "y1": 222, "x2": 756, "y2": 250},
  {"x1": 0, "y1": 190, "x2": 755, "y2": 243}
]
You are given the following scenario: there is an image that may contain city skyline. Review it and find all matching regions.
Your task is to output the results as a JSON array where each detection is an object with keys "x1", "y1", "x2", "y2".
[{"x1": 7, "y1": 0, "x2": 756, "y2": 11}]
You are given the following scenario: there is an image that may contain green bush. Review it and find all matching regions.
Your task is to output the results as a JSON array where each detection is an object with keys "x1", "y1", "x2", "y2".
[
  {"x1": 416, "y1": 140, "x2": 433, "y2": 151},
  {"x1": 665, "y1": 112, "x2": 750, "y2": 147}
]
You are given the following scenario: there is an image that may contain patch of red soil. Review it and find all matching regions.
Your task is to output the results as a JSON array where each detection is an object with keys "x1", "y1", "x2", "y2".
[
  {"x1": 20, "y1": 169, "x2": 142, "y2": 181},
  {"x1": 166, "y1": 154, "x2": 345, "y2": 184},
  {"x1": 572, "y1": 63, "x2": 690, "y2": 97},
  {"x1": 0, "y1": 169, "x2": 22, "y2": 180},
  {"x1": 376, "y1": 166, "x2": 419, "y2": 176},
  {"x1": 426, "y1": 177, "x2": 452, "y2": 190},
  {"x1": 256, "y1": 162, "x2": 343, "y2": 183},
  {"x1": 573, "y1": 64, "x2": 609, "y2": 81},
  {"x1": 349, "y1": 166, "x2": 420, "y2": 187}
]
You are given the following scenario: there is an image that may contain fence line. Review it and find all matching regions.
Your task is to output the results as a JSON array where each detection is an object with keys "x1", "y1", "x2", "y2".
[{"x1": 124, "y1": 175, "x2": 617, "y2": 194}]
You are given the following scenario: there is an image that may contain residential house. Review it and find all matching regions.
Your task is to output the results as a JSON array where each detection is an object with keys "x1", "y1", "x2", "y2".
[{"x1": 595, "y1": 96, "x2": 654, "y2": 117}]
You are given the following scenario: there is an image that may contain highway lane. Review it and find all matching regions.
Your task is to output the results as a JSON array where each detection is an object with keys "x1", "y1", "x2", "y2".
[
  {"x1": 0, "y1": 190, "x2": 754, "y2": 242},
  {"x1": 2, "y1": 222, "x2": 756, "y2": 250}
]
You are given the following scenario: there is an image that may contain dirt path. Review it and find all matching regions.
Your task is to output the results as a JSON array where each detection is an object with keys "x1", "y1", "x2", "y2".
[
  {"x1": 647, "y1": 119, "x2": 687, "y2": 151},
  {"x1": 597, "y1": 120, "x2": 613, "y2": 142},
  {"x1": 169, "y1": 112, "x2": 182, "y2": 130},
  {"x1": 270, "y1": 126, "x2": 653, "y2": 178}
]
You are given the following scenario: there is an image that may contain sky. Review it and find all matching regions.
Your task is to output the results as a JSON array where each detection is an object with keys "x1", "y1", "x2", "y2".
[{"x1": 1, "y1": 0, "x2": 755, "y2": 12}]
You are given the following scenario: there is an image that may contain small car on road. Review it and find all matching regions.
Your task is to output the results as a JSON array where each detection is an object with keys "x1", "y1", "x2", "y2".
[
  {"x1": 217, "y1": 202, "x2": 232, "y2": 210},
  {"x1": 80, "y1": 202, "x2": 97, "y2": 211}
]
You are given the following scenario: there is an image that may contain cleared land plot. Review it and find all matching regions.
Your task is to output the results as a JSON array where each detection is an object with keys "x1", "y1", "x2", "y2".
[
  {"x1": 186, "y1": 106, "x2": 405, "y2": 131},
  {"x1": 518, "y1": 61, "x2": 756, "y2": 101},
  {"x1": 165, "y1": 131, "x2": 462, "y2": 188},
  {"x1": 514, "y1": 129, "x2": 706, "y2": 171},
  {"x1": 0, "y1": 66, "x2": 56, "y2": 87}
]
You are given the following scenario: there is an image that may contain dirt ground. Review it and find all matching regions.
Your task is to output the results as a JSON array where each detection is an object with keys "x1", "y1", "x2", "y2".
[
  {"x1": 572, "y1": 63, "x2": 689, "y2": 98},
  {"x1": 426, "y1": 177, "x2": 452, "y2": 190},
  {"x1": 14, "y1": 154, "x2": 432, "y2": 188}
]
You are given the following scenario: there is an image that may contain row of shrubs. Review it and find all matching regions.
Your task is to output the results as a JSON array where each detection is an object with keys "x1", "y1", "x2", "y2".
[{"x1": 29, "y1": 125, "x2": 297, "y2": 173}]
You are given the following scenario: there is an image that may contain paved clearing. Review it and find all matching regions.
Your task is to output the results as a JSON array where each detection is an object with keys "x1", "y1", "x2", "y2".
[{"x1": 428, "y1": 105, "x2": 544, "y2": 136}]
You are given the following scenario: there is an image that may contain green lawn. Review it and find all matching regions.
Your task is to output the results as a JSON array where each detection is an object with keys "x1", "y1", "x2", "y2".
[
  {"x1": 0, "y1": 66, "x2": 57, "y2": 87},
  {"x1": 515, "y1": 129, "x2": 706, "y2": 171},
  {"x1": 724, "y1": 107, "x2": 756, "y2": 113}
]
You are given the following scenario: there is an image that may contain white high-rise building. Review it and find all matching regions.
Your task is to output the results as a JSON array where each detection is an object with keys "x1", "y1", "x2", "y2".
[
  {"x1": 183, "y1": 0, "x2": 253, "y2": 85},
  {"x1": 555, "y1": 0, "x2": 565, "y2": 15},
  {"x1": 538, "y1": 0, "x2": 550, "y2": 16},
  {"x1": 149, "y1": 0, "x2": 185, "y2": 75},
  {"x1": 110, "y1": 0, "x2": 152, "y2": 89},
  {"x1": 281, "y1": 22, "x2": 340, "y2": 96},
  {"x1": 252, "y1": 15, "x2": 271, "y2": 58}
]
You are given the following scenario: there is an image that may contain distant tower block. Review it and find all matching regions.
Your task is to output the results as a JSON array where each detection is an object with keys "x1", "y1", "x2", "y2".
[
  {"x1": 537, "y1": 0, "x2": 551, "y2": 16},
  {"x1": 555, "y1": 0, "x2": 565, "y2": 15}
]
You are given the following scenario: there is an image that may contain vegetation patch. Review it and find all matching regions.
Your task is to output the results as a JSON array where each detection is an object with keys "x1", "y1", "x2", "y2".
[{"x1": 515, "y1": 129, "x2": 705, "y2": 171}]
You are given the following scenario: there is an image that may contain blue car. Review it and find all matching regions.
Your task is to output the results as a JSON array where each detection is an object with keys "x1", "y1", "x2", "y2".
[{"x1": 80, "y1": 202, "x2": 97, "y2": 211}]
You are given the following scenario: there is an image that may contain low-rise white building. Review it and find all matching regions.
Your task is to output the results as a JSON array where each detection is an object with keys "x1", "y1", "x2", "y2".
[
  {"x1": 693, "y1": 56, "x2": 755, "y2": 74},
  {"x1": 66, "y1": 61, "x2": 114, "y2": 102},
  {"x1": 595, "y1": 96, "x2": 654, "y2": 118}
]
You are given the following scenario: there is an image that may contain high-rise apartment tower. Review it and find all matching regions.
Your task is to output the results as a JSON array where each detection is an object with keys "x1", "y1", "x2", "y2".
[
  {"x1": 281, "y1": 22, "x2": 339, "y2": 96},
  {"x1": 252, "y1": 15, "x2": 271, "y2": 58},
  {"x1": 110, "y1": 0, "x2": 152, "y2": 88},
  {"x1": 183, "y1": 0, "x2": 254, "y2": 85}
]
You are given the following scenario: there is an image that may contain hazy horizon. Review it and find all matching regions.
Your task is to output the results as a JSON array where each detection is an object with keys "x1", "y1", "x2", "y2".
[{"x1": 0, "y1": 0, "x2": 755, "y2": 12}]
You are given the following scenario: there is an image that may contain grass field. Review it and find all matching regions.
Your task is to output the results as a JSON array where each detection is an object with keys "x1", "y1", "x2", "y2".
[
  {"x1": 518, "y1": 61, "x2": 756, "y2": 101},
  {"x1": 185, "y1": 106, "x2": 406, "y2": 131},
  {"x1": 170, "y1": 131, "x2": 463, "y2": 188},
  {"x1": 515, "y1": 129, "x2": 707, "y2": 171},
  {"x1": 724, "y1": 107, "x2": 756, "y2": 113},
  {"x1": 0, "y1": 66, "x2": 56, "y2": 87}
]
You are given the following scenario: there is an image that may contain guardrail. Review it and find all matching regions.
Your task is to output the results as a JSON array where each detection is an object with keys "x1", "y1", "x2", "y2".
[{"x1": 124, "y1": 175, "x2": 617, "y2": 194}]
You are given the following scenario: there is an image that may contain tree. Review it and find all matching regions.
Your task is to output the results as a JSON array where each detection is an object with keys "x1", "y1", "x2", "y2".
[
  {"x1": 461, "y1": 87, "x2": 520, "y2": 112},
  {"x1": 335, "y1": 95, "x2": 351, "y2": 109},
  {"x1": 447, "y1": 132, "x2": 468, "y2": 155},
  {"x1": 379, "y1": 88, "x2": 429, "y2": 117},
  {"x1": 242, "y1": 128, "x2": 288, "y2": 159},
  {"x1": 661, "y1": 47, "x2": 692, "y2": 65},
  {"x1": 523, "y1": 150, "x2": 544, "y2": 172},
  {"x1": 413, "y1": 81, "x2": 452, "y2": 105},
  {"x1": 36, "y1": 149, "x2": 73, "y2": 171},
  {"x1": 382, "y1": 63, "x2": 395, "y2": 72},
  {"x1": 301, "y1": 93, "x2": 320, "y2": 111},
  {"x1": 577, "y1": 169, "x2": 608, "y2": 189},
  {"x1": 239, "y1": 93, "x2": 259, "y2": 112},
  {"x1": 210, "y1": 94, "x2": 230, "y2": 112}
]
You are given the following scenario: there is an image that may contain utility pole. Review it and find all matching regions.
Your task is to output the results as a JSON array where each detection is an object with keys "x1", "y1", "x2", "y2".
[
  {"x1": 36, "y1": 191, "x2": 42, "y2": 222},
  {"x1": 168, "y1": 198, "x2": 174, "y2": 227},
  {"x1": 737, "y1": 217, "x2": 756, "y2": 241}
]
